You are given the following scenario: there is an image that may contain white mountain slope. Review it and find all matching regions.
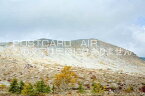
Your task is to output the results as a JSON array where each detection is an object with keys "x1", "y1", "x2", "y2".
[{"x1": 0, "y1": 39, "x2": 145, "y2": 75}]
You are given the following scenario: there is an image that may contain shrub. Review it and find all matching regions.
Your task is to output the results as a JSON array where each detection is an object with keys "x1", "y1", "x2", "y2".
[
  {"x1": 17, "y1": 80, "x2": 25, "y2": 94},
  {"x1": 35, "y1": 80, "x2": 46, "y2": 93},
  {"x1": 44, "y1": 85, "x2": 51, "y2": 93},
  {"x1": 78, "y1": 83, "x2": 85, "y2": 93},
  {"x1": 9, "y1": 78, "x2": 19, "y2": 93},
  {"x1": 91, "y1": 82, "x2": 104, "y2": 94},
  {"x1": 35, "y1": 79, "x2": 51, "y2": 94},
  {"x1": 54, "y1": 66, "x2": 78, "y2": 90},
  {"x1": 124, "y1": 86, "x2": 134, "y2": 93},
  {"x1": 21, "y1": 83, "x2": 36, "y2": 96}
]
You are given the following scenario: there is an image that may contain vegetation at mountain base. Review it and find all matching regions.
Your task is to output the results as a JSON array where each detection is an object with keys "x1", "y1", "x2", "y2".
[
  {"x1": 21, "y1": 83, "x2": 36, "y2": 96},
  {"x1": 0, "y1": 66, "x2": 144, "y2": 96},
  {"x1": 91, "y1": 82, "x2": 105, "y2": 94},
  {"x1": 78, "y1": 83, "x2": 85, "y2": 93},
  {"x1": 18, "y1": 80, "x2": 25, "y2": 94},
  {"x1": 54, "y1": 66, "x2": 78, "y2": 91},
  {"x1": 35, "y1": 79, "x2": 51, "y2": 94},
  {"x1": 124, "y1": 86, "x2": 134, "y2": 93},
  {"x1": 8, "y1": 78, "x2": 19, "y2": 93}
]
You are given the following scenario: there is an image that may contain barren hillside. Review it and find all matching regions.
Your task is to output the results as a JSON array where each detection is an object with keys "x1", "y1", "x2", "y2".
[{"x1": 0, "y1": 39, "x2": 145, "y2": 95}]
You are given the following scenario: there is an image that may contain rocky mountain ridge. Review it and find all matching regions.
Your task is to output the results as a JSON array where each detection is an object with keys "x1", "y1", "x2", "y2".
[{"x1": 0, "y1": 38, "x2": 145, "y2": 75}]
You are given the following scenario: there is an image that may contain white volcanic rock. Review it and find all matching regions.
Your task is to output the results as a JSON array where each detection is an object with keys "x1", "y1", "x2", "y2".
[{"x1": 0, "y1": 39, "x2": 145, "y2": 75}]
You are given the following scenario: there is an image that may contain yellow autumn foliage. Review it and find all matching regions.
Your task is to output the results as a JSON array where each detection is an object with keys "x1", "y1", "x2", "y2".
[{"x1": 54, "y1": 66, "x2": 78, "y2": 90}]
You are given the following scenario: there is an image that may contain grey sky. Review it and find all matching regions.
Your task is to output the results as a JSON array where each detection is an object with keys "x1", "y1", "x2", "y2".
[{"x1": 0, "y1": 0, "x2": 145, "y2": 56}]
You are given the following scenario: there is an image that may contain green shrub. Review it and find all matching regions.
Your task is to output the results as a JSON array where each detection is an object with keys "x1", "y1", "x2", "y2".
[
  {"x1": 45, "y1": 85, "x2": 51, "y2": 93},
  {"x1": 78, "y1": 83, "x2": 85, "y2": 93},
  {"x1": 91, "y1": 82, "x2": 104, "y2": 94},
  {"x1": 9, "y1": 78, "x2": 19, "y2": 93},
  {"x1": 35, "y1": 79, "x2": 51, "y2": 94},
  {"x1": 35, "y1": 80, "x2": 46, "y2": 93},
  {"x1": 18, "y1": 81, "x2": 25, "y2": 94}
]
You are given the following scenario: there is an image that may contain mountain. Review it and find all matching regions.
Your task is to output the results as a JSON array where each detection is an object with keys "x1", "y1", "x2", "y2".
[
  {"x1": 0, "y1": 38, "x2": 145, "y2": 95},
  {"x1": 0, "y1": 38, "x2": 145, "y2": 75}
]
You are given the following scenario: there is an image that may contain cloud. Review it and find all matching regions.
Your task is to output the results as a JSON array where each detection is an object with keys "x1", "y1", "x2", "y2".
[
  {"x1": 128, "y1": 26, "x2": 145, "y2": 56},
  {"x1": 132, "y1": 26, "x2": 145, "y2": 43},
  {"x1": 0, "y1": 0, "x2": 145, "y2": 56}
]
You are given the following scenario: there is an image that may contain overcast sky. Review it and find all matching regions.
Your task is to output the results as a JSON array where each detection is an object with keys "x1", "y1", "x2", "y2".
[{"x1": 0, "y1": 0, "x2": 145, "y2": 56}]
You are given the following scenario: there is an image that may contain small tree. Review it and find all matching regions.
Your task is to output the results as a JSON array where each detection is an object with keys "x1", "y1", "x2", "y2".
[
  {"x1": 54, "y1": 66, "x2": 78, "y2": 91},
  {"x1": 9, "y1": 78, "x2": 19, "y2": 93},
  {"x1": 22, "y1": 83, "x2": 36, "y2": 96},
  {"x1": 18, "y1": 80, "x2": 25, "y2": 94},
  {"x1": 35, "y1": 80, "x2": 46, "y2": 93},
  {"x1": 35, "y1": 79, "x2": 51, "y2": 94}
]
